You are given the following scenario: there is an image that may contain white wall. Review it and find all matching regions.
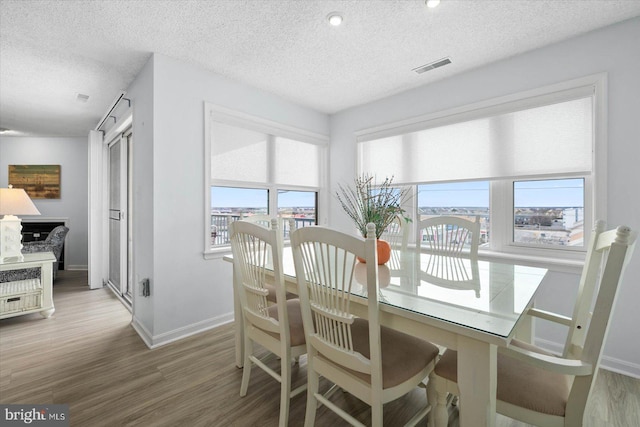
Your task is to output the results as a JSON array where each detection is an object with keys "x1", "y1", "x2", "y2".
[
  {"x1": 126, "y1": 55, "x2": 156, "y2": 338},
  {"x1": 329, "y1": 17, "x2": 640, "y2": 376},
  {"x1": 127, "y1": 53, "x2": 329, "y2": 346},
  {"x1": 0, "y1": 136, "x2": 88, "y2": 269}
]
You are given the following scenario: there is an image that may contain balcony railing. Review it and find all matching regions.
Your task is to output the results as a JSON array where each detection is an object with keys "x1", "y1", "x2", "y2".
[{"x1": 211, "y1": 214, "x2": 315, "y2": 246}]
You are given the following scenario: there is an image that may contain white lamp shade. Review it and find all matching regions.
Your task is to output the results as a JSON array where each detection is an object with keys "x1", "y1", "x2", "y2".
[{"x1": 0, "y1": 187, "x2": 41, "y2": 216}]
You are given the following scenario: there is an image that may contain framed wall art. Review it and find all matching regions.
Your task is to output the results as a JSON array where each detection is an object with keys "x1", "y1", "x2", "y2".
[{"x1": 8, "y1": 164, "x2": 61, "y2": 199}]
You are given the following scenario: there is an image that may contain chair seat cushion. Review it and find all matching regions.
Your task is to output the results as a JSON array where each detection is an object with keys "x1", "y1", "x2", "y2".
[
  {"x1": 348, "y1": 318, "x2": 439, "y2": 389},
  {"x1": 434, "y1": 340, "x2": 571, "y2": 417},
  {"x1": 266, "y1": 299, "x2": 306, "y2": 347}
]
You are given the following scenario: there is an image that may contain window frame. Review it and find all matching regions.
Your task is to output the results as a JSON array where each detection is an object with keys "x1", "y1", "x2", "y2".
[
  {"x1": 356, "y1": 74, "x2": 607, "y2": 266},
  {"x1": 204, "y1": 104, "x2": 328, "y2": 257},
  {"x1": 491, "y1": 176, "x2": 592, "y2": 258}
]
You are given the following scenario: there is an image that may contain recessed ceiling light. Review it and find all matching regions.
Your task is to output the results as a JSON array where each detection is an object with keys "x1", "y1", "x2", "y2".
[
  {"x1": 426, "y1": 0, "x2": 441, "y2": 8},
  {"x1": 76, "y1": 93, "x2": 90, "y2": 103},
  {"x1": 327, "y1": 12, "x2": 343, "y2": 26}
]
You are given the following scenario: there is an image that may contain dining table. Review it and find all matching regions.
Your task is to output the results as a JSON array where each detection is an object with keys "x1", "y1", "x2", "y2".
[{"x1": 224, "y1": 246, "x2": 548, "y2": 427}]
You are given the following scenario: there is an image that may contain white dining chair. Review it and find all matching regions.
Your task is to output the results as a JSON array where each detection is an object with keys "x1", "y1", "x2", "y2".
[
  {"x1": 229, "y1": 219, "x2": 306, "y2": 427},
  {"x1": 291, "y1": 223, "x2": 440, "y2": 427},
  {"x1": 417, "y1": 216, "x2": 480, "y2": 260},
  {"x1": 428, "y1": 221, "x2": 637, "y2": 427}
]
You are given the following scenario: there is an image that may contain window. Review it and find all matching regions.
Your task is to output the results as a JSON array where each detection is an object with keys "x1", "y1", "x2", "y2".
[
  {"x1": 278, "y1": 190, "x2": 317, "y2": 227},
  {"x1": 204, "y1": 104, "x2": 327, "y2": 253},
  {"x1": 418, "y1": 181, "x2": 490, "y2": 246},
  {"x1": 356, "y1": 74, "x2": 605, "y2": 260},
  {"x1": 513, "y1": 178, "x2": 585, "y2": 248},
  {"x1": 210, "y1": 187, "x2": 268, "y2": 246}
]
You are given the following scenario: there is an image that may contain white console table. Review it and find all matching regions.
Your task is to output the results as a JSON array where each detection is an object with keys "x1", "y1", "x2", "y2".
[{"x1": 0, "y1": 252, "x2": 56, "y2": 319}]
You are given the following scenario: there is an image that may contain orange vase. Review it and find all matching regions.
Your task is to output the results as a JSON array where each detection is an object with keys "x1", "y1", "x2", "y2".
[{"x1": 358, "y1": 239, "x2": 391, "y2": 265}]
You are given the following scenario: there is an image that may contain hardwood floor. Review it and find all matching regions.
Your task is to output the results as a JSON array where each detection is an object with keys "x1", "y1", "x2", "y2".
[{"x1": 1, "y1": 271, "x2": 639, "y2": 426}]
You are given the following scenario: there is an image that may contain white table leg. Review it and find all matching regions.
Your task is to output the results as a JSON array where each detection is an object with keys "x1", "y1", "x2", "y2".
[
  {"x1": 40, "y1": 259, "x2": 55, "y2": 317},
  {"x1": 514, "y1": 312, "x2": 534, "y2": 344},
  {"x1": 456, "y1": 336, "x2": 497, "y2": 427}
]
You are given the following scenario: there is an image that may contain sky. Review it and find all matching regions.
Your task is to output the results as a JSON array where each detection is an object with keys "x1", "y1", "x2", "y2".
[
  {"x1": 418, "y1": 178, "x2": 583, "y2": 208},
  {"x1": 212, "y1": 178, "x2": 584, "y2": 209},
  {"x1": 211, "y1": 187, "x2": 315, "y2": 208},
  {"x1": 513, "y1": 179, "x2": 584, "y2": 208}
]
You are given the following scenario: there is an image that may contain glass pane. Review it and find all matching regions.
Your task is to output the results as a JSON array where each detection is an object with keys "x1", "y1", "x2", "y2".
[
  {"x1": 277, "y1": 190, "x2": 316, "y2": 237},
  {"x1": 417, "y1": 181, "x2": 490, "y2": 246},
  {"x1": 210, "y1": 186, "x2": 268, "y2": 246},
  {"x1": 108, "y1": 141, "x2": 121, "y2": 290},
  {"x1": 513, "y1": 178, "x2": 584, "y2": 247}
]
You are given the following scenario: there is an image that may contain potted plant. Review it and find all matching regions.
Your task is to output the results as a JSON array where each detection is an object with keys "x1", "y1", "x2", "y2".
[{"x1": 336, "y1": 174, "x2": 411, "y2": 264}]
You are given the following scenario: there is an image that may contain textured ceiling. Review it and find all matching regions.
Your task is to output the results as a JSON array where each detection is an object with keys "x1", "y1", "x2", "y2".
[{"x1": 1, "y1": 0, "x2": 640, "y2": 137}]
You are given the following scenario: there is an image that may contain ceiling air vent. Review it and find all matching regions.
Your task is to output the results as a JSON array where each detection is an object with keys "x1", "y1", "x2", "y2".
[{"x1": 412, "y1": 57, "x2": 452, "y2": 74}]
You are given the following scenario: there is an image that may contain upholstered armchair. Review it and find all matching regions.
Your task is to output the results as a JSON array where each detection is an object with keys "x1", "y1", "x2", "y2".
[{"x1": 0, "y1": 225, "x2": 69, "y2": 283}]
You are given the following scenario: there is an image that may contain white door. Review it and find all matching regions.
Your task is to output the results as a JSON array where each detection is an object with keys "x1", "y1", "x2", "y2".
[{"x1": 108, "y1": 131, "x2": 132, "y2": 301}]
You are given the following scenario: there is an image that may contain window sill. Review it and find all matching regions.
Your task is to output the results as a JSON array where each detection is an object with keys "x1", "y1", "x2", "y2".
[
  {"x1": 203, "y1": 246, "x2": 232, "y2": 260},
  {"x1": 478, "y1": 249, "x2": 584, "y2": 274}
]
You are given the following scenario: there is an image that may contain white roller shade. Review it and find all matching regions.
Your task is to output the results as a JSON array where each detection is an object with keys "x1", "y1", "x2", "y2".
[
  {"x1": 211, "y1": 121, "x2": 323, "y2": 188},
  {"x1": 274, "y1": 137, "x2": 321, "y2": 187},
  {"x1": 358, "y1": 95, "x2": 593, "y2": 184},
  {"x1": 211, "y1": 121, "x2": 268, "y2": 183}
]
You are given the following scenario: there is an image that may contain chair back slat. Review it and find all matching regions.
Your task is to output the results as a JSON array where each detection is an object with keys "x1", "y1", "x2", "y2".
[
  {"x1": 418, "y1": 216, "x2": 480, "y2": 259},
  {"x1": 292, "y1": 223, "x2": 379, "y2": 377}
]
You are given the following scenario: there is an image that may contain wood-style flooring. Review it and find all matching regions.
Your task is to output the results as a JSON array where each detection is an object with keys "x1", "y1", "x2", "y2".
[{"x1": 1, "y1": 271, "x2": 639, "y2": 426}]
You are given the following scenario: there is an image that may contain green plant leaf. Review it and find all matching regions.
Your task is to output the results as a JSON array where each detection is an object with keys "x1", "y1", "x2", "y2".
[{"x1": 335, "y1": 174, "x2": 412, "y2": 239}]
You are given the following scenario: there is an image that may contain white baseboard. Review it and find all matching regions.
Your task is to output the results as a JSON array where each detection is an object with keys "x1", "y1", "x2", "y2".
[
  {"x1": 131, "y1": 312, "x2": 235, "y2": 349},
  {"x1": 131, "y1": 317, "x2": 154, "y2": 348},
  {"x1": 535, "y1": 338, "x2": 640, "y2": 379},
  {"x1": 66, "y1": 265, "x2": 88, "y2": 271},
  {"x1": 598, "y1": 355, "x2": 640, "y2": 379}
]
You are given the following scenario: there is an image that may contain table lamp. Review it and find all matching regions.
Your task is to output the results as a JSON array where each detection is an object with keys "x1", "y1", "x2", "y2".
[{"x1": 0, "y1": 185, "x2": 41, "y2": 262}]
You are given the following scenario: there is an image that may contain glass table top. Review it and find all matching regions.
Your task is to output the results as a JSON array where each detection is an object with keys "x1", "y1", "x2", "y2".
[{"x1": 280, "y1": 247, "x2": 547, "y2": 339}]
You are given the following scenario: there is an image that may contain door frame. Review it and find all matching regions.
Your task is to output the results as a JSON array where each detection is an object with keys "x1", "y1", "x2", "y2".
[{"x1": 88, "y1": 109, "x2": 133, "y2": 300}]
